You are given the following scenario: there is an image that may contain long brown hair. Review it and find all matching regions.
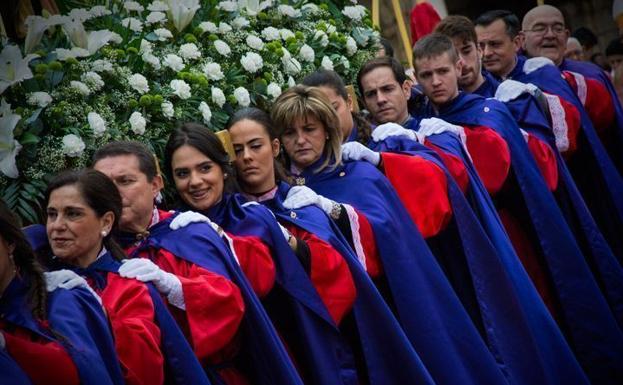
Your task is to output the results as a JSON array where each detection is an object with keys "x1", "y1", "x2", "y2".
[{"x1": 0, "y1": 200, "x2": 48, "y2": 320}]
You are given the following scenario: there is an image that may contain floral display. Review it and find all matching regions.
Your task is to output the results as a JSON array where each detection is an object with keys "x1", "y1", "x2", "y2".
[{"x1": 0, "y1": 0, "x2": 378, "y2": 222}]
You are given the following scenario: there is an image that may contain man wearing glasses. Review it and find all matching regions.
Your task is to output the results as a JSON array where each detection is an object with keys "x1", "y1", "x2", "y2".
[{"x1": 523, "y1": 4, "x2": 623, "y2": 175}]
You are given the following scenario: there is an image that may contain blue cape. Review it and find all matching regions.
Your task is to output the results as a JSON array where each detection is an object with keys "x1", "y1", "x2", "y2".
[
  {"x1": 501, "y1": 90, "x2": 623, "y2": 327},
  {"x1": 364, "y1": 135, "x2": 590, "y2": 385},
  {"x1": 123, "y1": 214, "x2": 304, "y2": 385},
  {"x1": 424, "y1": 92, "x2": 623, "y2": 384},
  {"x1": 0, "y1": 274, "x2": 125, "y2": 385},
  {"x1": 295, "y1": 156, "x2": 509, "y2": 385},
  {"x1": 61, "y1": 251, "x2": 212, "y2": 385},
  {"x1": 0, "y1": 349, "x2": 32, "y2": 385},
  {"x1": 261, "y1": 182, "x2": 436, "y2": 385},
  {"x1": 201, "y1": 194, "x2": 433, "y2": 385},
  {"x1": 507, "y1": 55, "x2": 623, "y2": 265},
  {"x1": 560, "y1": 58, "x2": 623, "y2": 172}
]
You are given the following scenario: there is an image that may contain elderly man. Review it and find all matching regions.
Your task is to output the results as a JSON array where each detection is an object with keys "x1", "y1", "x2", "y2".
[
  {"x1": 522, "y1": 4, "x2": 623, "y2": 173},
  {"x1": 565, "y1": 37, "x2": 584, "y2": 60}
]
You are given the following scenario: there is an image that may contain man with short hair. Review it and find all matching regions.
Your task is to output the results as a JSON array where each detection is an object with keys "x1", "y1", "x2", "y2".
[
  {"x1": 476, "y1": 9, "x2": 623, "y2": 268},
  {"x1": 474, "y1": 10, "x2": 523, "y2": 80},
  {"x1": 409, "y1": 33, "x2": 623, "y2": 385}
]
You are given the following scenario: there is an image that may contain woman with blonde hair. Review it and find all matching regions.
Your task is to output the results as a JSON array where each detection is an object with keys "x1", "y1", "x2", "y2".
[{"x1": 271, "y1": 85, "x2": 509, "y2": 385}]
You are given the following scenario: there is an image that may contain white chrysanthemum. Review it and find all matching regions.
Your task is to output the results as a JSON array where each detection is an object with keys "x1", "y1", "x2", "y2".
[
  {"x1": 217, "y1": 1, "x2": 238, "y2": 12},
  {"x1": 129, "y1": 111, "x2": 146, "y2": 135},
  {"x1": 128, "y1": 73, "x2": 150, "y2": 94},
  {"x1": 198, "y1": 21, "x2": 218, "y2": 33},
  {"x1": 142, "y1": 52, "x2": 161, "y2": 69},
  {"x1": 211, "y1": 87, "x2": 226, "y2": 107},
  {"x1": 68, "y1": 8, "x2": 91, "y2": 22},
  {"x1": 267, "y1": 82, "x2": 281, "y2": 99},
  {"x1": 198, "y1": 101, "x2": 212, "y2": 124},
  {"x1": 140, "y1": 39, "x2": 153, "y2": 54},
  {"x1": 121, "y1": 17, "x2": 143, "y2": 32},
  {"x1": 340, "y1": 55, "x2": 350, "y2": 69},
  {"x1": 89, "y1": 5, "x2": 111, "y2": 17},
  {"x1": 321, "y1": 56, "x2": 334, "y2": 71},
  {"x1": 179, "y1": 43, "x2": 201, "y2": 60},
  {"x1": 298, "y1": 44, "x2": 315, "y2": 62},
  {"x1": 62, "y1": 134, "x2": 86, "y2": 157},
  {"x1": 154, "y1": 27, "x2": 173, "y2": 41},
  {"x1": 91, "y1": 59, "x2": 114, "y2": 73},
  {"x1": 278, "y1": 5, "x2": 301, "y2": 18},
  {"x1": 87, "y1": 111, "x2": 106, "y2": 136},
  {"x1": 218, "y1": 22, "x2": 232, "y2": 34},
  {"x1": 345, "y1": 36, "x2": 358, "y2": 56},
  {"x1": 279, "y1": 29, "x2": 295, "y2": 41},
  {"x1": 246, "y1": 35, "x2": 264, "y2": 51},
  {"x1": 213, "y1": 40, "x2": 231, "y2": 56},
  {"x1": 146, "y1": 11, "x2": 167, "y2": 24},
  {"x1": 203, "y1": 62, "x2": 224, "y2": 81},
  {"x1": 314, "y1": 30, "x2": 329, "y2": 47},
  {"x1": 148, "y1": 0, "x2": 168, "y2": 11},
  {"x1": 301, "y1": 4, "x2": 319, "y2": 15},
  {"x1": 326, "y1": 24, "x2": 337, "y2": 34},
  {"x1": 161, "y1": 101, "x2": 174, "y2": 118},
  {"x1": 240, "y1": 52, "x2": 263, "y2": 73},
  {"x1": 232, "y1": 17, "x2": 250, "y2": 29},
  {"x1": 342, "y1": 5, "x2": 367, "y2": 21},
  {"x1": 282, "y1": 53, "x2": 302, "y2": 75},
  {"x1": 27, "y1": 91, "x2": 52, "y2": 108},
  {"x1": 170, "y1": 79, "x2": 191, "y2": 99},
  {"x1": 234, "y1": 87, "x2": 251, "y2": 107},
  {"x1": 287, "y1": 76, "x2": 296, "y2": 87},
  {"x1": 124, "y1": 1, "x2": 144, "y2": 12},
  {"x1": 70, "y1": 80, "x2": 91, "y2": 96},
  {"x1": 163, "y1": 54, "x2": 185, "y2": 71},
  {"x1": 261, "y1": 27, "x2": 280, "y2": 41},
  {"x1": 82, "y1": 71, "x2": 104, "y2": 91}
]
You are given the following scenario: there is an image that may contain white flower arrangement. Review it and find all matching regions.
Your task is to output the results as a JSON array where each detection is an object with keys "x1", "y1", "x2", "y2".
[{"x1": 0, "y1": 0, "x2": 378, "y2": 223}]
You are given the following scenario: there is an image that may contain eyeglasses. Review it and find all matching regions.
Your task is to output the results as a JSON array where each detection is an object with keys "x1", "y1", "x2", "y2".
[{"x1": 524, "y1": 24, "x2": 566, "y2": 35}]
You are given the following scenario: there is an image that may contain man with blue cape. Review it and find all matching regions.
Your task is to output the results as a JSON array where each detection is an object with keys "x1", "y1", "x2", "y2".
[
  {"x1": 522, "y1": 4, "x2": 623, "y2": 174},
  {"x1": 407, "y1": 32, "x2": 623, "y2": 384},
  {"x1": 475, "y1": 10, "x2": 623, "y2": 265},
  {"x1": 435, "y1": 14, "x2": 623, "y2": 335}
]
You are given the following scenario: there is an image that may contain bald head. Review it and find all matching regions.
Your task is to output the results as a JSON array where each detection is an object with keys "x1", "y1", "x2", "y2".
[{"x1": 522, "y1": 5, "x2": 569, "y2": 65}]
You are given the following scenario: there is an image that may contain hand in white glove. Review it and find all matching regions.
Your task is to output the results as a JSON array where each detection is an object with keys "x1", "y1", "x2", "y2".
[
  {"x1": 118, "y1": 259, "x2": 185, "y2": 310},
  {"x1": 419, "y1": 117, "x2": 467, "y2": 143},
  {"x1": 341, "y1": 142, "x2": 381, "y2": 165},
  {"x1": 371, "y1": 122, "x2": 416, "y2": 142},
  {"x1": 494, "y1": 79, "x2": 539, "y2": 102},
  {"x1": 44, "y1": 270, "x2": 102, "y2": 305},
  {"x1": 283, "y1": 186, "x2": 337, "y2": 217},
  {"x1": 170, "y1": 210, "x2": 220, "y2": 233}
]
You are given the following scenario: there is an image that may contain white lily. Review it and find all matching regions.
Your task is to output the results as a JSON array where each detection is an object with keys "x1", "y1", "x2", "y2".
[
  {"x1": 0, "y1": 100, "x2": 22, "y2": 178},
  {"x1": 24, "y1": 15, "x2": 64, "y2": 54},
  {"x1": 237, "y1": 0, "x2": 271, "y2": 15},
  {"x1": 87, "y1": 30, "x2": 123, "y2": 54},
  {"x1": 165, "y1": 0, "x2": 200, "y2": 32},
  {"x1": 62, "y1": 18, "x2": 88, "y2": 49},
  {"x1": 0, "y1": 45, "x2": 39, "y2": 94}
]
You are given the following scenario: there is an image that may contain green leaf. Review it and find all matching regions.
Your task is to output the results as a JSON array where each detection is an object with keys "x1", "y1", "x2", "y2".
[{"x1": 19, "y1": 132, "x2": 40, "y2": 145}]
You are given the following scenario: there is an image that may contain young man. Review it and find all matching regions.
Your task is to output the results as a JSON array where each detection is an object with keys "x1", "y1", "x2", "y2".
[{"x1": 411, "y1": 32, "x2": 623, "y2": 385}]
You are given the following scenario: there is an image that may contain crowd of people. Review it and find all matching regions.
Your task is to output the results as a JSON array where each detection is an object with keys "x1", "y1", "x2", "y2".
[{"x1": 2, "y1": 4, "x2": 623, "y2": 385}]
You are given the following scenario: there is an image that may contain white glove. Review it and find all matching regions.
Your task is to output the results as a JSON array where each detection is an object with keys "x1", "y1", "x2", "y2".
[
  {"x1": 118, "y1": 259, "x2": 185, "y2": 310},
  {"x1": 341, "y1": 142, "x2": 381, "y2": 165},
  {"x1": 44, "y1": 270, "x2": 102, "y2": 305},
  {"x1": 170, "y1": 210, "x2": 220, "y2": 233},
  {"x1": 371, "y1": 122, "x2": 417, "y2": 142},
  {"x1": 283, "y1": 186, "x2": 337, "y2": 217},
  {"x1": 494, "y1": 80, "x2": 539, "y2": 102},
  {"x1": 419, "y1": 117, "x2": 467, "y2": 144}
]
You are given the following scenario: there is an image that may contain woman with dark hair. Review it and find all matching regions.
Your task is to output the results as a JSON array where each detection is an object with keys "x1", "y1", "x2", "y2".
[
  {"x1": 0, "y1": 199, "x2": 123, "y2": 385},
  {"x1": 165, "y1": 123, "x2": 402, "y2": 385},
  {"x1": 270, "y1": 85, "x2": 512, "y2": 385},
  {"x1": 43, "y1": 169, "x2": 210, "y2": 385}
]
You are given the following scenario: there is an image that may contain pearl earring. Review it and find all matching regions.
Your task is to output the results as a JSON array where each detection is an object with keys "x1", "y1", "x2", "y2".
[
  {"x1": 223, "y1": 173, "x2": 228, "y2": 179},
  {"x1": 101, "y1": 230, "x2": 107, "y2": 237}
]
